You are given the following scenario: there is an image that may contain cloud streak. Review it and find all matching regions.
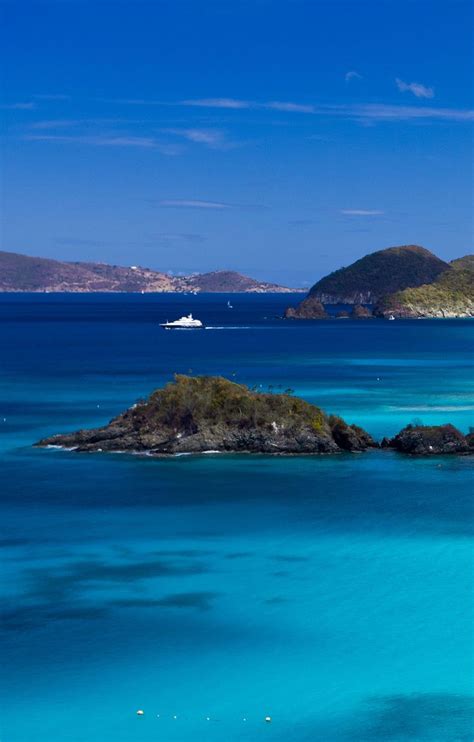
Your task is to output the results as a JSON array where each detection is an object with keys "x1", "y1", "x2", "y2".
[
  {"x1": 396, "y1": 78, "x2": 434, "y2": 99},
  {"x1": 181, "y1": 98, "x2": 315, "y2": 113},
  {"x1": 159, "y1": 199, "x2": 231, "y2": 209},
  {"x1": 102, "y1": 96, "x2": 472, "y2": 124},
  {"x1": 341, "y1": 209, "x2": 384, "y2": 216},
  {"x1": 162, "y1": 127, "x2": 231, "y2": 148},
  {"x1": 181, "y1": 97, "x2": 250, "y2": 109},
  {"x1": 180, "y1": 98, "x2": 471, "y2": 123},
  {"x1": 345, "y1": 70, "x2": 362, "y2": 82},
  {"x1": 1, "y1": 102, "x2": 35, "y2": 110},
  {"x1": 33, "y1": 94, "x2": 71, "y2": 101},
  {"x1": 154, "y1": 232, "x2": 206, "y2": 243},
  {"x1": 30, "y1": 119, "x2": 83, "y2": 129},
  {"x1": 327, "y1": 103, "x2": 472, "y2": 122},
  {"x1": 23, "y1": 134, "x2": 181, "y2": 154}
]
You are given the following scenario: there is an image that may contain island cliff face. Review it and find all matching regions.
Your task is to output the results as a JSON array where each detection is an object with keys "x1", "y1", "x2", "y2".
[
  {"x1": 36, "y1": 375, "x2": 376, "y2": 455},
  {"x1": 285, "y1": 245, "x2": 450, "y2": 318}
]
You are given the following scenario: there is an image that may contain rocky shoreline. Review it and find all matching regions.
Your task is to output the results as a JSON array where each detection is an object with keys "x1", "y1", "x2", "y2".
[{"x1": 36, "y1": 376, "x2": 473, "y2": 459}]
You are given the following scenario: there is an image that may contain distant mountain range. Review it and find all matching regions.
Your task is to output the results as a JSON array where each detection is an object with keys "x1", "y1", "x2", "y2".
[
  {"x1": 0, "y1": 251, "x2": 301, "y2": 293},
  {"x1": 286, "y1": 245, "x2": 474, "y2": 319}
]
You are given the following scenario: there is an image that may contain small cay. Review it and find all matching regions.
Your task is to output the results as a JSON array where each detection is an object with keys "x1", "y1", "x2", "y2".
[
  {"x1": 382, "y1": 423, "x2": 474, "y2": 455},
  {"x1": 36, "y1": 375, "x2": 376, "y2": 456}
]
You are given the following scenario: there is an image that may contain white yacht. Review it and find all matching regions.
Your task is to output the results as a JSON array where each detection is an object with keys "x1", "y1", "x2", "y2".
[
  {"x1": 388, "y1": 314, "x2": 396, "y2": 321},
  {"x1": 160, "y1": 313, "x2": 204, "y2": 330}
]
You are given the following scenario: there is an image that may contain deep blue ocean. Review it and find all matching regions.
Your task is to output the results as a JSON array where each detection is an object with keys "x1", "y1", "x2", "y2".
[{"x1": 1, "y1": 293, "x2": 473, "y2": 742}]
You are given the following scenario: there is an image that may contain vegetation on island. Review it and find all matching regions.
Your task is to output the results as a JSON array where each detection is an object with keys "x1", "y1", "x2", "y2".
[
  {"x1": 375, "y1": 267, "x2": 474, "y2": 318},
  {"x1": 37, "y1": 374, "x2": 376, "y2": 455},
  {"x1": 450, "y1": 255, "x2": 474, "y2": 272},
  {"x1": 382, "y1": 423, "x2": 474, "y2": 455},
  {"x1": 285, "y1": 246, "x2": 474, "y2": 319},
  {"x1": 301, "y1": 245, "x2": 449, "y2": 304},
  {"x1": 285, "y1": 295, "x2": 328, "y2": 319},
  {"x1": 37, "y1": 375, "x2": 474, "y2": 458}
]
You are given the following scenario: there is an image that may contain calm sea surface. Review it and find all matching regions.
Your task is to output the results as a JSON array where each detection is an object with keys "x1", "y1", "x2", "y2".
[{"x1": 1, "y1": 294, "x2": 473, "y2": 741}]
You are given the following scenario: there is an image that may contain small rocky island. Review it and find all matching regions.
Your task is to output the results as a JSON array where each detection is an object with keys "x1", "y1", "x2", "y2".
[
  {"x1": 36, "y1": 375, "x2": 376, "y2": 455},
  {"x1": 382, "y1": 423, "x2": 474, "y2": 455},
  {"x1": 36, "y1": 376, "x2": 473, "y2": 458}
]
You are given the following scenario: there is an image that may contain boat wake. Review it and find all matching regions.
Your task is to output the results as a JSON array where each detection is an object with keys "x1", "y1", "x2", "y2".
[{"x1": 205, "y1": 326, "x2": 253, "y2": 330}]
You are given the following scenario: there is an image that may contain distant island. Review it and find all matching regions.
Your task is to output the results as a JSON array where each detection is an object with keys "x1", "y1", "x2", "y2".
[
  {"x1": 285, "y1": 245, "x2": 474, "y2": 319},
  {"x1": 0, "y1": 250, "x2": 302, "y2": 294},
  {"x1": 36, "y1": 375, "x2": 473, "y2": 457}
]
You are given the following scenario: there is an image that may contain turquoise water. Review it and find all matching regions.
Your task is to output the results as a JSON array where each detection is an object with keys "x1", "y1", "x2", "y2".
[{"x1": 1, "y1": 294, "x2": 473, "y2": 741}]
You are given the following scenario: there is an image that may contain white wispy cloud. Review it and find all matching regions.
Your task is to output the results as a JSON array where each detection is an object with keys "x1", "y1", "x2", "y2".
[
  {"x1": 30, "y1": 119, "x2": 82, "y2": 129},
  {"x1": 159, "y1": 199, "x2": 231, "y2": 209},
  {"x1": 102, "y1": 96, "x2": 472, "y2": 123},
  {"x1": 181, "y1": 97, "x2": 251, "y2": 109},
  {"x1": 154, "y1": 232, "x2": 206, "y2": 243},
  {"x1": 265, "y1": 101, "x2": 315, "y2": 113},
  {"x1": 181, "y1": 98, "x2": 315, "y2": 113},
  {"x1": 345, "y1": 70, "x2": 362, "y2": 82},
  {"x1": 341, "y1": 209, "x2": 384, "y2": 216},
  {"x1": 162, "y1": 127, "x2": 230, "y2": 148},
  {"x1": 24, "y1": 134, "x2": 180, "y2": 154},
  {"x1": 1, "y1": 102, "x2": 35, "y2": 110},
  {"x1": 33, "y1": 94, "x2": 71, "y2": 101},
  {"x1": 395, "y1": 78, "x2": 434, "y2": 99},
  {"x1": 179, "y1": 98, "x2": 472, "y2": 123},
  {"x1": 347, "y1": 103, "x2": 471, "y2": 121}
]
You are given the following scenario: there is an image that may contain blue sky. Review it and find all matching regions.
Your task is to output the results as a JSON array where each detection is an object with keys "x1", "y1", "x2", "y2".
[{"x1": 1, "y1": 0, "x2": 473, "y2": 286}]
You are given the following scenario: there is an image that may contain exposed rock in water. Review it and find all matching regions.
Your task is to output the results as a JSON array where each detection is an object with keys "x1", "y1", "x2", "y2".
[
  {"x1": 328, "y1": 416, "x2": 375, "y2": 451},
  {"x1": 350, "y1": 304, "x2": 373, "y2": 319},
  {"x1": 284, "y1": 295, "x2": 328, "y2": 319},
  {"x1": 36, "y1": 375, "x2": 376, "y2": 456},
  {"x1": 382, "y1": 424, "x2": 470, "y2": 455}
]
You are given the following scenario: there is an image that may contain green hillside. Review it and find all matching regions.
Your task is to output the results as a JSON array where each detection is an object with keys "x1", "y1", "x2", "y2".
[
  {"x1": 375, "y1": 268, "x2": 474, "y2": 318},
  {"x1": 306, "y1": 245, "x2": 449, "y2": 304}
]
